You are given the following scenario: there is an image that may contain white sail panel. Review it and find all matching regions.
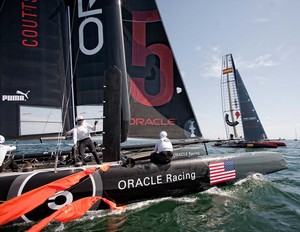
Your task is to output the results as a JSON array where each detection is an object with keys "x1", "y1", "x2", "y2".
[{"x1": 20, "y1": 106, "x2": 62, "y2": 136}]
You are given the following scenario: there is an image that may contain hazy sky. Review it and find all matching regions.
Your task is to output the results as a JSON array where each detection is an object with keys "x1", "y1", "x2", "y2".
[{"x1": 156, "y1": 0, "x2": 300, "y2": 140}]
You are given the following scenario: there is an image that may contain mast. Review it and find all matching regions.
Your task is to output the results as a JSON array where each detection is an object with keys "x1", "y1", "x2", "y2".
[
  {"x1": 67, "y1": 6, "x2": 76, "y2": 127},
  {"x1": 70, "y1": 0, "x2": 130, "y2": 146},
  {"x1": 103, "y1": 66, "x2": 122, "y2": 162},
  {"x1": 221, "y1": 54, "x2": 241, "y2": 139},
  {"x1": 225, "y1": 55, "x2": 238, "y2": 138}
]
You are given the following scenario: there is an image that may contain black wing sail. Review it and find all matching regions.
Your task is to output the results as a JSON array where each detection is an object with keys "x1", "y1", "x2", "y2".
[
  {"x1": 235, "y1": 69, "x2": 267, "y2": 141},
  {"x1": 0, "y1": 0, "x2": 70, "y2": 139},
  {"x1": 122, "y1": 0, "x2": 202, "y2": 139},
  {"x1": 70, "y1": 0, "x2": 130, "y2": 143}
]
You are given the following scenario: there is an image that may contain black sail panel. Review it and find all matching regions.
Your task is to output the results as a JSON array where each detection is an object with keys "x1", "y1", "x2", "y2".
[
  {"x1": 235, "y1": 69, "x2": 267, "y2": 141},
  {"x1": 0, "y1": 0, "x2": 70, "y2": 139},
  {"x1": 122, "y1": 0, "x2": 202, "y2": 139}
]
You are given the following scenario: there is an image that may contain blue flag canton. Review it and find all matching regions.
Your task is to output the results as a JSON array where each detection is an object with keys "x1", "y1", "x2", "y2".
[{"x1": 224, "y1": 160, "x2": 235, "y2": 171}]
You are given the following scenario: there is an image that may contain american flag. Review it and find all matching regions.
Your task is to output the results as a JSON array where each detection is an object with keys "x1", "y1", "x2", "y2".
[{"x1": 209, "y1": 160, "x2": 236, "y2": 185}]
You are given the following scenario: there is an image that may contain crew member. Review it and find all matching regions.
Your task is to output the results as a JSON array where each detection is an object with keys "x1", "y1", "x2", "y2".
[
  {"x1": 0, "y1": 135, "x2": 18, "y2": 172},
  {"x1": 67, "y1": 116, "x2": 102, "y2": 164},
  {"x1": 151, "y1": 131, "x2": 173, "y2": 164}
]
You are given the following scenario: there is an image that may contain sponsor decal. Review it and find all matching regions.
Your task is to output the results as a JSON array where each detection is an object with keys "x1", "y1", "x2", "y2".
[
  {"x1": 21, "y1": 0, "x2": 39, "y2": 47},
  {"x1": 117, "y1": 172, "x2": 196, "y2": 190},
  {"x1": 243, "y1": 117, "x2": 257, "y2": 121},
  {"x1": 130, "y1": 117, "x2": 175, "y2": 126},
  {"x1": 173, "y1": 151, "x2": 203, "y2": 158},
  {"x1": 188, "y1": 119, "x2": 196, "y2": 137},
  {"x1": 2, "y1": 90, "x2": 30, "y2": 102}
]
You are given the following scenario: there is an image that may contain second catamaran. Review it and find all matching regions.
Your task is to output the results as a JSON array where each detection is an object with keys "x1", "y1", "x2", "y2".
[{"x1": 214, "y1": 54, "x2": 286, "y2": 148}]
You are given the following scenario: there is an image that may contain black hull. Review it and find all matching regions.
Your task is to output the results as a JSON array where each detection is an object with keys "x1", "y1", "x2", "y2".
[{"x1": 0, "y1": 151, "x2": 287, "y2": 224}]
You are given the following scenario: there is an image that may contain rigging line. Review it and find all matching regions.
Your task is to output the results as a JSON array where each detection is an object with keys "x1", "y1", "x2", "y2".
[
  {"x1": 59, "y1": 1, "x2": 78, "y2": 146},
  {"x1": 62, "y1": 1, "x2": 101, "y2": 133},
  {"x1": 58, "y1": 1, "x2": 100, "y2": 161},
  {"x1": 61, "y1": 3, "x2": 76, "y2": 124},
  {"x1": 54, "y1": 3, "x2": 78, "y2": 171},
  {"x1": 41, "y1": 109, "x2": 54, "y2": 136},
  {"x1": 62, "y1": 0, "x2": 81, "y2": 131},
  {"x1": 122, "y1": 19, "x2": 161, "y2": 23},
  {"x1": 36, "y1": 3, "x2": 77, "y2": 158}
]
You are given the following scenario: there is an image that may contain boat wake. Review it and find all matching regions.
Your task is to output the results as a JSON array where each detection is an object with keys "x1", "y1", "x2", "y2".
[{"x1": 203, "y1": 173, "x2": 271, "y2": 199}]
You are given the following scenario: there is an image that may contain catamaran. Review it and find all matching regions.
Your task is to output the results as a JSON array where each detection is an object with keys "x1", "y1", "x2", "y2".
[
  {"x1": 0, "y1": 0, "x2": 287, "y2": 226},
  {"x1": 214, "y1": 54, "x2": 286, "y2": 148}
]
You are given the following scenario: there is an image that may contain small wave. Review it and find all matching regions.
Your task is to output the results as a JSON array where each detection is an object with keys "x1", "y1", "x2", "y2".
[
  {"x1": 53, "y1": 223, "x2": 65, "y2": 232},
  {"x1": 74, "y1": 195, "x2": 198, "y2": 224},
  {"x1": 235, "y1": 173, "x2": 267, "y2": 185},
  {"x1": 203, "y1": 186, "x2": 237, "y2": 198},
  {"x1": 172, "y1": 196, "x2": 198, "y2": 203}
]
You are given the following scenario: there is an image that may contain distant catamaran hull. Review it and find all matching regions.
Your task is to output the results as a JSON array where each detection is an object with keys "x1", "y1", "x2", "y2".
[
  {"x1": 214, "y1": 141, "x2": 279, "y2": 148},
  {"x1": 0, "y1": 151, "x2": 287, "y2": 224}
]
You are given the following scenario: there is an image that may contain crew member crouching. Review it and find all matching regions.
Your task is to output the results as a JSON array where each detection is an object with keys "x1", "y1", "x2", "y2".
[{"x1": 151, "y1": 131, "x2": 173, "y2": 164}]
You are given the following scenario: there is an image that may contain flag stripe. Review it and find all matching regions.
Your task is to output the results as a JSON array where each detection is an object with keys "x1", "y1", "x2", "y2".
[
  {"x1": 209, "y1": 160, "x2": 236, "y2": 185},
  {"x1": 223, "y1": 68, "x2": 233, "y2": 74}
]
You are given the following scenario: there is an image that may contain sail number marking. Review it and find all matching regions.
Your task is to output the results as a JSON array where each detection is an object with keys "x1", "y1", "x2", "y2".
[
  {"x1": 47, "y1": 191, "x2": 73, "y2": 210},
  {"x1": 78, "y1": 0, "x2": 103, "y2": 55},
  {"x1": 131, "y1": 10, "x2": 174, "y2": 106}
]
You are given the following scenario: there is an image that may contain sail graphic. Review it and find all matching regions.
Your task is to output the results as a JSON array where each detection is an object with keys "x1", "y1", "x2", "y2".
[
  {"x1": 0, "y1": 0, "x2": 71, "y2": 139},
  {"x1": 0, "y1": 0, "x2": 199, "y2": 143},
  {"x1": 221, "y1": 54, "x2": 267, "y2": 141},
  {"x1": 0, "y1": 0, "x2": 130, "y2": 142},
  {"x1": 122, "y1": 0, "x2": 202, "y2": 139}
]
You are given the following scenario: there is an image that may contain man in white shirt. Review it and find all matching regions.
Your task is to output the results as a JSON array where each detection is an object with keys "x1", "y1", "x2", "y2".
[
  {"x1": 67, "y1": 116, "x2": 101, "y2": 164},
  {"x1": 150, "y1": 131, "x2": 173, "y2": 164},
  {"x1": 0, "y1": 135, "x2": 18, "y2": 172}
]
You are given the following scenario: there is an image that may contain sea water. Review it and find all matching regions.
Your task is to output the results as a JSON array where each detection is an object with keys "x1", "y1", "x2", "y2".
[{"x1": 1, "y1": 140, "x2": 299, "y2": 232}]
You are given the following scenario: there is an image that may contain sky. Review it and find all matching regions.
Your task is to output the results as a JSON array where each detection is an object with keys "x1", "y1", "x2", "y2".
[{"x1": 156, "y1": 0, "x2": 300, "y2": 140}]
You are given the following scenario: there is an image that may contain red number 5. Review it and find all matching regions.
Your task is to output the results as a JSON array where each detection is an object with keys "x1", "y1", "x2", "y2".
[{"x1": 131, "y1": 10, "x2": 174, "y2": 106}]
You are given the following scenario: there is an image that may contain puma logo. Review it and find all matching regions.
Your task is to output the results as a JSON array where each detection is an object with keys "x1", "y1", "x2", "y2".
[{"x1": 16, "y1": 90, "x2": 30, "y2": 99}]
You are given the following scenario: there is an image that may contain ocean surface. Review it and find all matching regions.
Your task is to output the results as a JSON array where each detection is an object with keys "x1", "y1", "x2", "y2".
[{"x1": 1, "y1": 140, "x2": 299, "y2": 232}]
